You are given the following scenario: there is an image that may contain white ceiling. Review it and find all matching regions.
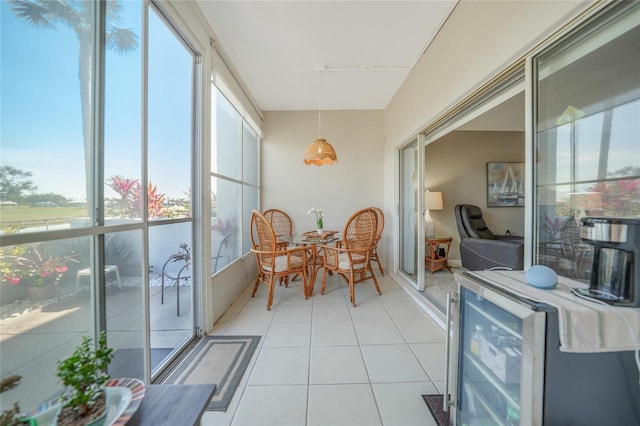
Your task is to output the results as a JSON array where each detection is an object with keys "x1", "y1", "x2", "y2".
[{"x1": 196, "y1": 1, "x2": 458, "y2": 111}]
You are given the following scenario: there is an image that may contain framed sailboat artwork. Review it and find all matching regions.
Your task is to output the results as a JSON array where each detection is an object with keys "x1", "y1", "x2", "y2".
[{"x1": 487, "y1": 162, "x2": 525, "y2": 207}]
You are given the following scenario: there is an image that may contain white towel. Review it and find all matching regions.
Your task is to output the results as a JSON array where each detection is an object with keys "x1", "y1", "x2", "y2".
[{"x1": 463, "y1": 270, "x2": 640, "y2": 353}]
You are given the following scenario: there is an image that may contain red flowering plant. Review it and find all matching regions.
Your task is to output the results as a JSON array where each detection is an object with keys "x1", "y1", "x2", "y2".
[
  {"x1": 107, "y1": 175, "x2": 140, "y2": 217},
  {"x1": 107, "y1": 175, "x2": 190, "y2": 219},
  {"x1": 0, "y1": 245, "x2": 76, "y2": 288}
]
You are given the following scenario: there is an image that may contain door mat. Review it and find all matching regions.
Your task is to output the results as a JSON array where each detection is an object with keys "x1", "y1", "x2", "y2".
[
  {"x1": 161, "y1": 335, "x2": 260, "y2": 411},
  {"x1": 422, "y1": 394, "x2": 450, "y2": 426}
]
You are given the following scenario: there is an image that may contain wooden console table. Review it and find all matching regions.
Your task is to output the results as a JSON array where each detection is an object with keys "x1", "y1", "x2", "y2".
[
  {"x1": 128, "y1": 384, "x2": 215, "y2": 426},
  {"x1": 425, "y1": 237, "x2": 452, "y2": 274}
]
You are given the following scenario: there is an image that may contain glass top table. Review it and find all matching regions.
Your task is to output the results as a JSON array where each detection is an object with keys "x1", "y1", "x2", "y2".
[{"x1": 278, "y1": 233, "x2": 341, "y2": 296}]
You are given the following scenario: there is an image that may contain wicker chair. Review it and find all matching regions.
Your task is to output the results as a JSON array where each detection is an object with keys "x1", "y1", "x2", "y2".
[
  {"x1": 369, "y1": 207, "x2": 385, "y2": 276},
  {"x1": 264, "y1": 208, "x2": 295, "y2": 285},
  {"x1": 250, "y1": 210, "x2": 308, "y2": 310},
  {"x1": 263, "y1": 208, "x2": 293, "y2": 250},
  {"x1": 319, "y1": 208, "x2": 381, "y2": 307}
]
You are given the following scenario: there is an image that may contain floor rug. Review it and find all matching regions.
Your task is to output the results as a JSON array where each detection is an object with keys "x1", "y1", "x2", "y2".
[
  {"x1": 161, "y1": 335, "x2": 260, "y2": 411},
  {"x1": 422, "y1": 394, "x2": 450, "y2": 426}
]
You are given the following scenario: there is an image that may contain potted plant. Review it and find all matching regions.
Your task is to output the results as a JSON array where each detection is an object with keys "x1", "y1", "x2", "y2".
[
  {"x1": 0, "y1": 245, "x2": 75, "y2": 301},
  {"x1": 55, "y1": 332, "x2": 114, "y2": 426},
  {"x1": 306, "y1": 208, "x2": 324, "y2": 234}
]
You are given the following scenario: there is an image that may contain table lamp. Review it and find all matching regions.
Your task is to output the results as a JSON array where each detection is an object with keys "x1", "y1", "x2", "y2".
[{"x1": 425, "y1": 191, "x2": 443, "y2": 238}]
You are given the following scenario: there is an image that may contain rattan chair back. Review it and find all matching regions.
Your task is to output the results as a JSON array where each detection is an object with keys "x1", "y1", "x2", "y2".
[
  {"x1": 370, "y1": 207, "x2": 385, "y2": 275},
  {"x1": 251, "y1": 210, "x2": 277, "y2": 265},
  {"x1": 371, "y1": 207, "x2": 384, "y2": 244},
  {"x1": 263, "y1": 208, "x2": 293, "y2": 238},
  {"x1": 343, "y1": 208, "x2": 377, "y2": 252},
  {"x1": 250, "y1": 210, "x2": 308, "y2": 310},
  {"x1": 319, "y1": 208, "x2": 381, "y2": 307}
]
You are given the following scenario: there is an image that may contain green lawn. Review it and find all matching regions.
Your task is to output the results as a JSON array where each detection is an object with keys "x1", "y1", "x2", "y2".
[{"x1": 0, "y1": 206, "x2": 89, "y2": 230}]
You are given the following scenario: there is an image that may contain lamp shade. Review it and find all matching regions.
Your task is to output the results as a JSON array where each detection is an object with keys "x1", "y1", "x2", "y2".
[
  {"x1": 425, "y1": 191, "x2": 443, "y2": 210},
  {"x1": 303, "y1": 138, "x2": 338, "y2": 166}
]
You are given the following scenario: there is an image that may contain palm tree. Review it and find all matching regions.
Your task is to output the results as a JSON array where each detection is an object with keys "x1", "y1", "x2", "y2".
[{"x1": 10, "y1": 0, "x2": 139, "y2": 208}]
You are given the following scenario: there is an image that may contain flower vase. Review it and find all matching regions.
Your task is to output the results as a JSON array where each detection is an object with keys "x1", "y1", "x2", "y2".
[
  {"x1": 27, "y1": 285, "x2": 56, "y2": 301},
  {"x1": 317, "y1": 228, "x2": 324, "y2": 236}
]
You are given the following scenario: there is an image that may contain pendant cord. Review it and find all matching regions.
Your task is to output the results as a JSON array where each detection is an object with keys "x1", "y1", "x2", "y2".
[{"x1": 317, "y1": 70, "x2": 322, "y2": 138}]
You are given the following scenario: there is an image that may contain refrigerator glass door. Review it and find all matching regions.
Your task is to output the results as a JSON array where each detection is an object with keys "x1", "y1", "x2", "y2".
[{"x1": 453, "y1": 276, "x2": 546, "y2": 426}]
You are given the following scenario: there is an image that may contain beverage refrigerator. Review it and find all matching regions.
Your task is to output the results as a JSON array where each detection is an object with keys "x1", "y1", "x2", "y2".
[{"x1": 443, "y1": 272, "x2": 640, "y2": 426}]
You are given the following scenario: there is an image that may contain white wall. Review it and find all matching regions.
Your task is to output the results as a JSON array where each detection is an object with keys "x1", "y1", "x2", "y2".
[
  {"x1": 261, "y1": 110, "x2": 388, "y2": 260},
  {"x1": 383, "y1": 0, "x2": 594, "y2": 275},
  {"x1": 384, "y1": 1, "x2": 592, "y2": 145}
]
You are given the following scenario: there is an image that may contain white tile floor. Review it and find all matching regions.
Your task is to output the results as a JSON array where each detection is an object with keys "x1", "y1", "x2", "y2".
[{"x1": 202, "y1": 272, "x2": 446, "y2": 426}]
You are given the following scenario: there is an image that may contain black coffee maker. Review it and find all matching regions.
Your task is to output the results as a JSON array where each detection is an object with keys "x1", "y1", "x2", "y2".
[{"x1": 577, "y1": 217, "x2": 640, "y2": 306}]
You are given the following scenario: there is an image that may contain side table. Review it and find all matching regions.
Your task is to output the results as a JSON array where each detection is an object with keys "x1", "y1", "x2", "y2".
[{"x1": 425, "y1": 237, "x2": 452, "y2": 274}]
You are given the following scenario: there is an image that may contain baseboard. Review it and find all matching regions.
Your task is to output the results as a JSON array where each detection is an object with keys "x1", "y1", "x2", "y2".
[{"x1": 448, "y1": 259, "x2": 462, "y2": 268}]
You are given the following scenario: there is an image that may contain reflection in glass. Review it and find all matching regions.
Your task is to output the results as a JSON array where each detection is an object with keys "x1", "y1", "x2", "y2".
[
  {"x1": 535, "y1": 3, "x2": 640, "y2": 281},
  {"x1": 211, "y1": 178, "x2": 240, "y2": 273}
]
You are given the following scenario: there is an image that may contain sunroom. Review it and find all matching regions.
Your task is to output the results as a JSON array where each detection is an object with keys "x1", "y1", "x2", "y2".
[{"x1": 1, "y1": 0, "x2": 639, "y2": 422}]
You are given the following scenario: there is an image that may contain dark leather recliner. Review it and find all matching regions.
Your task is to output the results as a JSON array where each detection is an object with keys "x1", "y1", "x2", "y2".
[{"x1": 454, "y1": 204, "x2": 524, "y2": 271}]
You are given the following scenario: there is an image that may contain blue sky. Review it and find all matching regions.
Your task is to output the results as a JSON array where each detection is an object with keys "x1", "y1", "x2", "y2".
[{"x1": 1, "y1": 1, "x2": 192, "y2": 201}]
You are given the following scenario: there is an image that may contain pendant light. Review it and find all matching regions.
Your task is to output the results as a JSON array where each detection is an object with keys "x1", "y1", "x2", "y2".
[{"x1": 303, "y1": 68, "x2": 338, "y2": 166}]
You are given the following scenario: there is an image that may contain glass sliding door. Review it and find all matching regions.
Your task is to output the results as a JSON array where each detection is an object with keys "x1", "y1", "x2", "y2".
[
  {"x1": 103, "y1": 1, "x2": 145, "y2": 381},
  {"x1": 399, "y1": 138, "x2": 424, "y2": 290},
  {"x1": 147, "y1": 5, "x2": 197, "y2": 377},
  {"x1": 533, "y1": 2, "x2": 640, "y2": 281},
  {"x1": 105, "y1": 230, "x2": 146, "y2": 379}
]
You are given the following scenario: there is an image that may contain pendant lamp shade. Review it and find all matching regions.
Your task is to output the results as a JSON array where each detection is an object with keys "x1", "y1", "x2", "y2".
[
  {"x1": 303, "y1": 138, "x2": 338, "y2": 166},
  {"x1": 304, "y1": 67, "x2": 338, "y2": 166}
]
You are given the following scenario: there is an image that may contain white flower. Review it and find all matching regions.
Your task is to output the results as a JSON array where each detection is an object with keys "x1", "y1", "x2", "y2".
[
  {"x1": 307, "y1": 208, "x2": 323, "y2": 217},
  {"x1": 307, "y1": 208, "x2": 324, "y2": 228}
]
